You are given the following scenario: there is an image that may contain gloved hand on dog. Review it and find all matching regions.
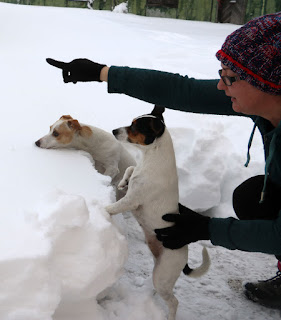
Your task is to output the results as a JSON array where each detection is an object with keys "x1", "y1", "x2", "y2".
[
  {"x1": 155, "y1": 203, "x2": 210, "y2": 249},
  {"x1": 46, "y1": 58, "x2": 106, "y2": 83}
]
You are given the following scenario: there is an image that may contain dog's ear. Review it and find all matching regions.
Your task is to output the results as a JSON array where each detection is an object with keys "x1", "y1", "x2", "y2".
[
  {"x1": 60, "y1": 115, "x2": 73, "y2": 120},
  {"x1": 150, "y1": 105, "x2": 165, "y2": 138},
  {"x1": 151, "y1": 105, "x2": 165, "y2": 122},
  {"x1": 67, "y1": 119, "x2": 82, "y2": 131}
]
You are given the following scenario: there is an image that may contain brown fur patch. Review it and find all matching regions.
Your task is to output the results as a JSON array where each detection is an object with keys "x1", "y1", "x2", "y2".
[
  {"x1": 54, "y1": 123, "x2": 75, "y2": 144},
  {"x1": 60, "y1": 115, "x2": 73, "y2": 120},
  {"x1": 81, "y1": 126, "x2": 93, "y2": 138},
  {"x1": 67, "y1": 119, "x2": 82, "y2": 131},
  {"x1": 127, "y1": 125, "x2": 146, "y2": 145}
]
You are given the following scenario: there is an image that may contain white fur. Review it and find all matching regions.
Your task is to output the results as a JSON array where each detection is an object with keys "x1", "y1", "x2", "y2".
[
  {"x1": 35, "y1": 118, "x2": 136, "y2": 199},
  {"x1": 106, "y1": 126, "x2": 210, "y2": 320}
]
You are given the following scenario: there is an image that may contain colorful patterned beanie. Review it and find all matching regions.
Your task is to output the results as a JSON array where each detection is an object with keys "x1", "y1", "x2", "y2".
[{"x1": 216, "y1": 12, "x2": 281, "y2": 95}]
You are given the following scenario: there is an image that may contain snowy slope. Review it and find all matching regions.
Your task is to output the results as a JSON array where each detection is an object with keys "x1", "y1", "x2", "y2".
[{"x1": 0, "y1": 3, "x2": 280, "y2": 319}]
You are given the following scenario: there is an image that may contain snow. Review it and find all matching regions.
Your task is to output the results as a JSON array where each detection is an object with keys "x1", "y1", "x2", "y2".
[
  {"x1": 0, "y1": 2, "x2": 280, "y2": 319},
  {"x1": 112, "y1": 2, "x2": 128, "y2": 13}
]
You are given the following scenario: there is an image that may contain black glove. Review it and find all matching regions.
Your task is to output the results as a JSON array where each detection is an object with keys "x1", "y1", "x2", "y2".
[
  {"x1": 46, "y1": 58, "x2": 106, "y2": 83},
  {"x1": 155, "y1": 204, "x2": 210, "y2": 249}
]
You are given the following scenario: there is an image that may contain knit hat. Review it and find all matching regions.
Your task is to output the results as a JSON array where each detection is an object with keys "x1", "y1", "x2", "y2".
[{"x1": 216, "y1": 12, "x2": 281, "y2": 95}]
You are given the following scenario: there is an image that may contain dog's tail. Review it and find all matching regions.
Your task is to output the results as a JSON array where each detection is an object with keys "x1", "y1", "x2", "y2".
[{"x1": 183, "y1": 247, "x2": 210, "y2": 278}]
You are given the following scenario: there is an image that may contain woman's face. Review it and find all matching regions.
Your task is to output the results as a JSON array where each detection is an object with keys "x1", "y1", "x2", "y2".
[{"x1": 217, "y1": 63, "x2": 281, "y2": 126}]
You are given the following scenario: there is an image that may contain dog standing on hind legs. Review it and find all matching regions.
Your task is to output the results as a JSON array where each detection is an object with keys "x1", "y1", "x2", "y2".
[{"x1": 105, "y1": 105, "x2": 210, "y2": 320}]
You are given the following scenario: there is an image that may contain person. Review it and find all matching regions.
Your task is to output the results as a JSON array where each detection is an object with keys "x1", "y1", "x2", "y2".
[{"x1": 46, "y1": 12, "x2": 281, "y2": 309}]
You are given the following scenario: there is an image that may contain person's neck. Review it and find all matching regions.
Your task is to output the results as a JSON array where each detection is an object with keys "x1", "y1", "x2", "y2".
[
  {"x1": 267, "y1": 114, "x2": 281, "y2": 128},
  {"x1": 270, "y1": 119, "x2": 280, "y2": 127}
]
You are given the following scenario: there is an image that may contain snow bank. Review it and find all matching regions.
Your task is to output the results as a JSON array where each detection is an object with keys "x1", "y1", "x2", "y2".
[
  {"x1": 0, "y1": 147, "x2": 127, "y2": 320},
  {"x1": 172, "y1": 125, "x2": 250, "y2": 211}
]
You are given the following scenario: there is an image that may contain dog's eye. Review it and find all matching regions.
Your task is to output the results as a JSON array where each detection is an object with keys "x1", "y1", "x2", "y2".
[{"x1": 52, "y1": 130, "x2": 59, "y2": 137}]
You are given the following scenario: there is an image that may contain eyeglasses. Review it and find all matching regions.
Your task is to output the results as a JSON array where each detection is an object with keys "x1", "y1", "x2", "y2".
[{"x1": 218, "y1": 69, "x2": 240, "y2": 86}]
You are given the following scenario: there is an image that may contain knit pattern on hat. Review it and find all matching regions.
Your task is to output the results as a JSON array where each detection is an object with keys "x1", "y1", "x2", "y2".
[{"x1": 216, "y1": 12, "x2": 281, "y2": 95}]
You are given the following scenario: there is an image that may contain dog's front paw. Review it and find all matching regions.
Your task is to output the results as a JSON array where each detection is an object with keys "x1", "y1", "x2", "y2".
[
  {"x1": 105, "y1": 204, "x2": 115, "y2": 215},
  {"x1": 117, "y1": 179, "x2": 128, "y2": 190}
]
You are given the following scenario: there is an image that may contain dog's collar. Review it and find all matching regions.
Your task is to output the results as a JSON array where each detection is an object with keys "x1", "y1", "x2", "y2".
[{"x1": 135, "y1": 114, "x2": 165, "y2": 125}]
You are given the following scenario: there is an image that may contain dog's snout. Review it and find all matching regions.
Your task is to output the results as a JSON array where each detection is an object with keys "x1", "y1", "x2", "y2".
[
  {"x1": 35, "y1": 140, "x2": 41, "y2": 147},
  {"x1": 112, "y1": 129, "x2": 119, "y2": 136}
]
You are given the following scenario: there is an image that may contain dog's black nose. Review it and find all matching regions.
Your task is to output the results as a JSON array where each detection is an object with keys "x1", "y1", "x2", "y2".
[
  {"x1": 35, "y1": 140, "x2": 41, "y2": 147},
  {"x1": 112, "y1": 129, "x2": 119, "y2": 136}
]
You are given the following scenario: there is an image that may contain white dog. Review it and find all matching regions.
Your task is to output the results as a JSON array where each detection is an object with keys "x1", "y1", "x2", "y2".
[
  {"x1": 35, "y1": 115, "x2": 136, "y2": 199},
  {"x1": 106, "y1": 106, "x2": 210, "y2": 320}
]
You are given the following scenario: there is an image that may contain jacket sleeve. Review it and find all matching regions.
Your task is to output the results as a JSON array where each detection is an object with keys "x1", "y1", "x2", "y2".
[
  {"x1": 209, "y1": 213, "x2": 281, "y2": 255},
  {"x1": 108, "y1": 66, "x2": 238, "y2": 116}
]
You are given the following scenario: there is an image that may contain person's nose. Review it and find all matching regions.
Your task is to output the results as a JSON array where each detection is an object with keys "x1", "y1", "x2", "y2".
[{"x1": 217, "y1": 78, "x2": 227, "y2": 91}]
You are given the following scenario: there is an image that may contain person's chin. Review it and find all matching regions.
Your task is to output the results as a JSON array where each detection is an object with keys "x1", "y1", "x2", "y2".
[{"x1": 231, "y1": 99, "x2": 241, "y2": 113}]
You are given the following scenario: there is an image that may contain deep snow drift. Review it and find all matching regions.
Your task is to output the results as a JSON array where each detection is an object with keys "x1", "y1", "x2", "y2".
[{"x1": 1, "y1": 3, "x2": 280, "y2": 319}]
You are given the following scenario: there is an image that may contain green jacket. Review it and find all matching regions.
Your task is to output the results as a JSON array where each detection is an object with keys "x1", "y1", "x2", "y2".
[{"x1": 108, "y1": 66, "x2": 281, "y2": 255}]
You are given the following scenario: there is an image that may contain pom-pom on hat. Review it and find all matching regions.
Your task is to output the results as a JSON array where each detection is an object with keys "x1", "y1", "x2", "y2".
[{"x1": 216, "y1": 12, "x2": 281, "y2": 95}]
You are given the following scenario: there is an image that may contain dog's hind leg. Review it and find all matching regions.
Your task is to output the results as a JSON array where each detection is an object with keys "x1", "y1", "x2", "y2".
[
  {"x1": 152, "y1": 248, "x2": 188, "y2": 320},
  {"x1": 153, "y1": 262, "x2": 179, "y2": 320},
  {"x1": 105, "y1": 196, "x2": 139, "y2": 215}
]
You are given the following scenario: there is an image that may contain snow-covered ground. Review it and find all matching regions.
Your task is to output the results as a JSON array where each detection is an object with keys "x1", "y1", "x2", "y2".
[{"x1": 1, "y1": 3, "x2": 280, "y2": 319}]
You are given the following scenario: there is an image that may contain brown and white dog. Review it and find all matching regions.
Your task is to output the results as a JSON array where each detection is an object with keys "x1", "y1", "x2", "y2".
[
  {"x1": 35, "y1": 115, "x2": 136, "y2": 199},
  {"x1": 105, "y1": 106, "x2": 210, "y2": 320}
]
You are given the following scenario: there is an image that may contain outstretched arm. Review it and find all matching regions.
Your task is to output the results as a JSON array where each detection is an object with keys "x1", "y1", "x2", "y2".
[{"x1": 46, "y1": 58, "x2": 237, "y2": 116}]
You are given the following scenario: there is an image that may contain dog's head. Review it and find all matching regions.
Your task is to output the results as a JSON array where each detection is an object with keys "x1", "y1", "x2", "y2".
[
  {"x1": 35, "y1": 115, "x2": 92, "y2": 149},
  {"x1": 112, "y1": 106, "x2": 165, "y2": 146}
]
